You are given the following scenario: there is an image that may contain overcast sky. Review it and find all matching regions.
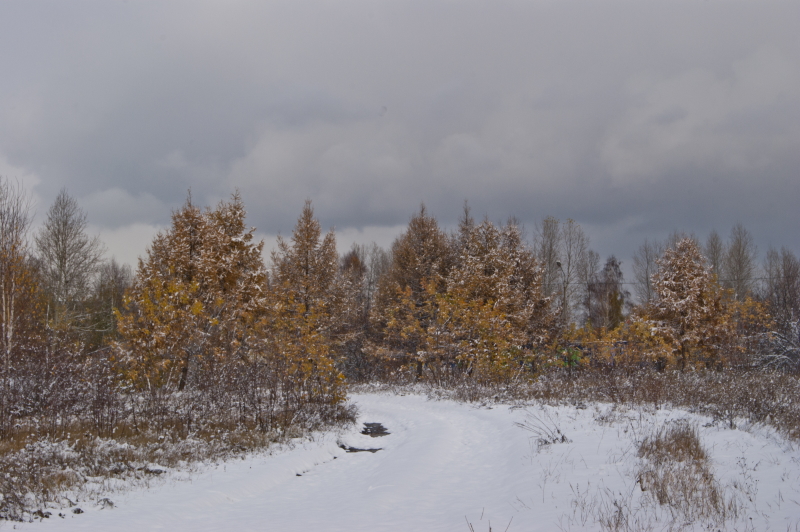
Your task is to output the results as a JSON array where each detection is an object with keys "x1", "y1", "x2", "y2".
[{"x1": 1, "y1": 0, "x2": 798, "y2": 269}]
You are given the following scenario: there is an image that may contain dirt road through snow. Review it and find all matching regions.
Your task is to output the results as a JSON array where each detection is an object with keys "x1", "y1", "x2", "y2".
[{"x1": 22, "y1": 392, "x2": 800, "y2": 531}]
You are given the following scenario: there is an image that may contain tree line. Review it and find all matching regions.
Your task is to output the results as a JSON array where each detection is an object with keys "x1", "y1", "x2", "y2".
[{"x1": 1, "y1": 177, "x2": 799, "y2": 443}]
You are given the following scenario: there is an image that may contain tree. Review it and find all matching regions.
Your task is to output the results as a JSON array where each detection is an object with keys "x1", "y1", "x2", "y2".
[
  {"x1": 762, "y1": 247, "x2": 800, "y2": 326},
  {"x1": 761, "y1": 247, "x2": 800, "y2": 370},
  {"x1": 35, "y1": 189, "x2": 105, "y2": 328},
  {"x1": 434, "y1": 218, "x2": 552, "y2": 383},
  {"x1": 371, "y1": 205, "x2": 454, "y2": 370},
  {"x1": 86, "y1": 258, "x2": 132, "y2": 349},
  {"x1": 722, "y1": 223, "x2": 758, "y2": 301},
  {"x1": 579, "y1": 249, "x2": 599, "y2": 323},
  {"x1": 271, "y1": 200, "x2": 340, "y2": 323},
  {"x1": 534, "y1": 216, "x2": 560, "y2": 299},
  {"x1": 640, "y1": 238, "x2": 731, "y2": 369},
  {"x1": 0, "y1": 177, "x2": 44, "y2": 436},
  {"x1": 337, "y1": 242, "x2": 392, "y2": 380},
  {"x1": 584, "y1": 256, "x2": 629, "y2": 330},
  {"x1": 704, "y1": 230, "x2": 725, "y2": 282},
  {"x1": 632, "y1": 238, "x2": 663, "y2": 305},
  {"x1": 0, "y1": 178, "x2": 41, "y2": 360},
  {"x1": 557, "y1": 219, "x2": 590, "y2": 325},
  {"x1": 268, "y1": 200, "x2": 345, "y2": 405},
  {"x1": 116, "y1": 193, "x2": 268, "y2": 390},
  {"x1": 534, "y1": 217, "x2": 590, "y2": 325}
]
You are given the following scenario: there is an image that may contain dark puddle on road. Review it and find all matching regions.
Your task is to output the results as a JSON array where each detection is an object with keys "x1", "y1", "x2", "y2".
[
  {"x1": 339, "y1": 422, "x2": 390, "y2": 453},
  {"x1": 361, "y1": 422, "x2": 390, "y2": 437}
]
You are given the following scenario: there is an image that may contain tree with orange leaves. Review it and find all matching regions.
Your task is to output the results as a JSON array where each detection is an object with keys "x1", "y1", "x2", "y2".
[
  {"x1": 638, "y1": 238, "x2": 734, "y2": 369},
  {"x1": 116, "y1": 193, "x2": 268, "y2": 390}
]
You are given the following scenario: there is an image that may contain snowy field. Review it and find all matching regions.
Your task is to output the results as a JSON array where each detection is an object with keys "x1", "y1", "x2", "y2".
[{"x1": 16, "y1": 392, "x2": 800, "y2": 531}]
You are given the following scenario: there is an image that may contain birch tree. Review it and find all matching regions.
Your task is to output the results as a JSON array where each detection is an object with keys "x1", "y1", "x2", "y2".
[
  {"x1": 0, "y1": 178, "x2": 40, "y2": 361},
  {"x1": 534, "y1": 217, "x2": 590, "y2": 325},
  {"x1": 722, "y1": 223, "x2": 758, "y2": 301},
  {"x1": 35, "y1": 189, "x2": 105, "y2": 328},
  {"x1": 704, "y1": 230, "x2": 725, "y2": 282},
  {"x1": 632, "y1": 238, "x2": 663, "y2": 305},
  {"x1": 0, "y1": 178, "x2": 43, "y2": 435}
]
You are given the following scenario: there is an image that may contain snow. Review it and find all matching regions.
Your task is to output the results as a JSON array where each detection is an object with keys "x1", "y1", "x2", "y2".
[{"x1": 20, "y1": 393, "x2": 800, "y2": 531}]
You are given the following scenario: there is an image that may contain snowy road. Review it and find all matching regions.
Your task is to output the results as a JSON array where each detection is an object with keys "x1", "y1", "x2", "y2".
[{"x1": 21, "y1": 392, "x2": 800, "y2": 531}]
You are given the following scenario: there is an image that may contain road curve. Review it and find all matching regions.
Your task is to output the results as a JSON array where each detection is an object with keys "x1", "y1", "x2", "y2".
[{"x1": 28, "y1": 393, "x2": 540, "y2": 532}]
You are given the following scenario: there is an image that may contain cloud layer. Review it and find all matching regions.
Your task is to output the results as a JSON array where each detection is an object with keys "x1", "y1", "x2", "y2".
[{"x1": 1, "y1": 0, "x2": 798, "y2": 265}]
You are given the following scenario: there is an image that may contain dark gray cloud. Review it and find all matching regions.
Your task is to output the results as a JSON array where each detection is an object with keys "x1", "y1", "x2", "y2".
[{"x1": 1, "y1": 0, "x2": 798, "y2": 267}]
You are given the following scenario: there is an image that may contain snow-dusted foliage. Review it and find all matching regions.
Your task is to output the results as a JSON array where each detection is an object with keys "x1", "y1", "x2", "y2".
[
  {"x1": 267, "y1": 200, "x2": 347, "y2": 409},
  {"x1": 0, "y1": 177, "x2": 44, "y2": 438},
  {"x1": 115, "y1": 193, "x2": 268, "y2": 390},
  {"x1": 368, "y1": 205, "x2": 454, "y2": 377},
  {"x1": 639, "y1": 238, "x2": 733, "y2": 368},
  {"x1": 759, "y1": 316, "x2": 800, "y2": 371},
  {"x1": 432, "y1": 217, "x2": 553, "y2": 383},
  {"x1": 369, "y1": 208, "x2": 555, "y2": 384}
]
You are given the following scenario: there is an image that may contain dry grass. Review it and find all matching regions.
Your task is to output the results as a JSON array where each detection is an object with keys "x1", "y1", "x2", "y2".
[
  {"x1": 636, "y1": 422, "x2": 730, "y2": 522},
  {"x1": 0, "y1": 396, "x2": 356, "y2": 522},
  {"x1": 416, "y1": 367, "x2": 800, "y2": 443},
  {"x1": 400, "y1": 368, "x2": 800, "y2": 532}
]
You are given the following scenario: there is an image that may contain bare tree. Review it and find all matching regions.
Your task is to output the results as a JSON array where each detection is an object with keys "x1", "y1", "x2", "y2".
[
  {"x1": 632, "y1": 238, "x2": 663, "y2": 305},
  {"x1": 534, "y1": 217, "x2": 590, "y2": 325},
  {"x1": 762, "y1": 246, "x2": 800, "y2": 326},
  {"x1": 722, "y1": 223, "x2": 758, "y2": 300},
  {"x1": 704, "y1": 230, "x2": 725, "y2": 281},
  {"x1": 363, "y1": 243, "x2": 391, "y2": 313},
  {"x1": 35, "y1": 189, "x2": 105, "y2": 326},
  {"x1": 585, "y1": 255, "x2": 629, "y2": 329},
  {"x1": 559, "y1": 219, "x2": 590, "y2": 325},
  {"x1": 1, "y1": 177, "x2": 34, "y2": 356},
  {"x1": 534, "y1": 216, "x2": 560, "y2": 299},
  {"x1": 86, "y1": 258, "x2": 132, "y2": 348},
  {"x1": 579, "y1": 249, "x2": 600, "y2": 323},
  {"x1": 0, "y1": 177, "x2": 40, "y2": 436}
]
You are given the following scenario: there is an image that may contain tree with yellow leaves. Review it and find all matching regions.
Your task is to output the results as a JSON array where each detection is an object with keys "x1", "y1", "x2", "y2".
[
  {"x1": 433, "y1": 216, "x2": 553, "y2": 383},
  {"x1": 267, "y1": 201, "x2": 345, "y2": 407},
  {"x1": 370, "y1": 205, "x2": 453, "y2": 377},
  {"x1": 638, "y1": 237, "x2": 733, "y2": 369},
  {"x1": 116, "y1": 193, "x2": 268, "y2": 390}
]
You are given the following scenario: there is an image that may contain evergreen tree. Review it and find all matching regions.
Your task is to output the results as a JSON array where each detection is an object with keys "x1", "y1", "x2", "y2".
[
  {"x1": 271, "y1": 200, "x2": 339, "y2": 320},
  {"x1": 434, "y1": 218, "x2": 552, "y2": 383},
  {"x1": 268, "y1": 200, "x2": 345, "y2": 406},
  {"x1": 116, "y1": 193, "x2": 268, "y2": 390},
  {"x1": 640, "y1": 238, "x2": 731, "y2": 369},
  {"x1": 371, "y1": 205, "x2": 453, "y2": 375}
]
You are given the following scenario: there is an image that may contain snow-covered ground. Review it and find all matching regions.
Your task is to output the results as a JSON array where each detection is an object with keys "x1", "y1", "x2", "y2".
[{"x1": 18, "y1": 392, "x2": 800, "y2": 531}]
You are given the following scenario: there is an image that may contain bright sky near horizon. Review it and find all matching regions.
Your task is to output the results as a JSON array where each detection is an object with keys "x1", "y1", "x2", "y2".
[{"x1": 1, "y1": 1, "x2": 798, "y2": 268}]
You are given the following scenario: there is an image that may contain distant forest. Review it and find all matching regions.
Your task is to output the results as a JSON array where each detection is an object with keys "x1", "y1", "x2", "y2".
[{"x1": 3, "y1": 176, "x2": 800, "y2": 404}]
